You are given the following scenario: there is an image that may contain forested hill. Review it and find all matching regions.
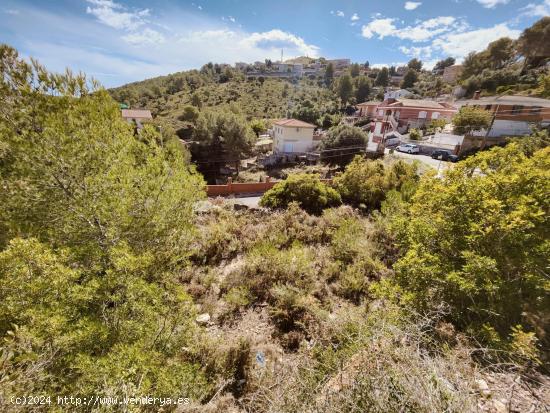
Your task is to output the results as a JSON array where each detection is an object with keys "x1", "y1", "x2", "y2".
[{"x1": 108, "y1": 67, "x2": 339, "y2": 135}]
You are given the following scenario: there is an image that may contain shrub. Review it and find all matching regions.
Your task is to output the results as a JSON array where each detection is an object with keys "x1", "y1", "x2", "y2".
[
  {"x1": 333, "y1": 156, "x2": 418, "y2": 211},
  {"x1": 320, "y1": 125, "x2": 369, "y2": 165},
  {"x1": 387, "y1": 137, "x2": 550, "y2": 349},
  {"x1": 409, "y1": 128, "x2": 421, "y2": 140},
  {"x1": 260, "y1": 174, "x2": 341, "y2": 215}
]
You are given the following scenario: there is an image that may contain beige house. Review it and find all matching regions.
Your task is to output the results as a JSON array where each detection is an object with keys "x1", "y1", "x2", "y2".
[
  {"x1": 121, "y1": 109, "x2": 152, "y2": 129},
  {"x1": 272, "y1": 119, "x2": 316, "y2": 154}
]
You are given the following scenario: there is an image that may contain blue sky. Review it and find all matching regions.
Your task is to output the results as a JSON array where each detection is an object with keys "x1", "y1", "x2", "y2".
[{"x1": 1, "y1": 0, "x2": 548, "y2": 87}]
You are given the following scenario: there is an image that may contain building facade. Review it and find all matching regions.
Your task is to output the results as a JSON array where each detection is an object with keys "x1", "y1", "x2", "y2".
[
  {"x1": 271, "y1": 119, "x2": 316, "y2": 154},
  {"x1": 457, "y1": 95, "x2": 550, "y2": 138}
]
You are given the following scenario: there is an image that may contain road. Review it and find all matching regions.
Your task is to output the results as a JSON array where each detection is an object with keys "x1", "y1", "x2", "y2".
[{"x1": 384, "y1": 148, "x2": 454, "y2": 176}]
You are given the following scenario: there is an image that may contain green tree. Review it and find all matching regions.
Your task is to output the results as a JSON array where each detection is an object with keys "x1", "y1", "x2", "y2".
[
  {"x1": 191, "y1": 92, "x2": 202, "y2": 107},
  {"x1": 516, "y1": 17, "x2": 550, "y2": 68},
  {"x1": 337, "y1": 74, "x2": 354, "y2": 106},
  {"x1": 486, "y1": 37, "x2": 516, "y2": 69},
  {"x1": 350, "y1": 63, "x2": 361, "y2": 77},
  {"x1": 0, "y1": 45, "x2": 209, "y2": 399},
  {"x1": 249, "y1": 118, "x2": 267, "y2": 136},
  {"x1": 321, "y1": 124, "x2": 368, "y2": 150},
  {"x1": 320, "y1": 125, "x2": 369, "y2": 165},
  {"x1": 375, "y1": 67, "x2": 389, "y2": 87},
  {"x1": 325, "y1": 62, "x2": 335, "y2": 86},
  {"x1": 193, "y1": 109, "x2": 255, "y2": 161},
  {"x1": 401, "y1": 69, "x2": 418, "y2": 89},
  {"x1": 334, "y1": 156, "x2": 418, "y2": 210},
  {"x1": 260, "y1": 174, "x2": 341, "y2": 215},
  {"x1": 433, "y1": 57, "x2": 456, "y2": 74},
  {"x1": 354, "y1": 76, "x2": 371, "y2": 103},
  {"x1": 452, "y1": 106, "x2": 492, "y2": 135},
  {"x1": 386, "y1": 135, "x2": 550, "y2": 348},
  {"x1": 409, "y1": 128, "x2": 421, "y2": 140},
  {"x1": 407, "y1": 58, "x2": 423, "y2": 71},
  {"x1": 426, "y1": 118, "x2": 448, "y2": 135},
  {"x1": 179, "y1": 105, "x2": 200, "y2": 122}
]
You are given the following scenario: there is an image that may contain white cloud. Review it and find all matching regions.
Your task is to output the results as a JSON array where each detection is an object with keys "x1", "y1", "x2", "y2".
[
  {"x1": 399, "y1": 45, "x2": 433, "y2": 58},
  {"x1": 351, "y1": 13, "x2": 360, "y2": 21},
  {"x1": 85, "y1": 0, "x2": 149, "y2": 30},
  {"x1": 336, "y1": 10, "x2": 345, "y2": 17},
  {"x1": 361, "y1": 18, "x2": 397, "y2": 39},
  {"x1": 4, "y1": 9, "x2": 20, "y2": 15},
  {"x1": 404, "y1": 2, "x2": 422, "y2": 10},
  {"x1": 432, "y1": 23, "x2": 521, "y2": 59},
  {"x1": 362, "y1": 16, "x2": 458, "y2": 42},
  {"x1": 475, "y1": 0, "x2": 509, "y2": 8},
  {"x1": 521, "y1": 0, "x2": 550, "y2": 16},
  {"x1": 122, "y1": 28, "x2": 165, "y2": 45},
  {"x1": 241, "y1": 29, "x2": 319, "y2": 57}
]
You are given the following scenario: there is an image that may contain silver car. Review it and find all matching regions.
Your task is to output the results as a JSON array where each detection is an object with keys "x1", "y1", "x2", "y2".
[{"x1": 396, "y1": 143, "x2": 420, "y2": 154}]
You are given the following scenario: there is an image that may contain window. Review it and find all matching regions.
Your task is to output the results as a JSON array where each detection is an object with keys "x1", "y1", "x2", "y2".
[
  {"x1": 512, "y1": 105, "x2": 523, "y2": 114},
  {"x1": 378, "y1": 109, "x2": 383, "y2": 116},
  {"x1": 431, "y1": 112, "x2": 440, "y2": 119},
  {"x1": 418, "y1": 111, "x2": 427, "y2": 119},
  {"x1": 296, "y1": 128, "x2": 300, "y2": 132},
  {"x1": 530, "y1": 106, "x2": 542, "y2": 114}
]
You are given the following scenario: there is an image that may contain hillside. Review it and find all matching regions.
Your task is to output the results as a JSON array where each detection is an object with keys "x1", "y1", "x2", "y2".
[{"x1": 109, "y1": 69, "x2": 338, "y2": 136}]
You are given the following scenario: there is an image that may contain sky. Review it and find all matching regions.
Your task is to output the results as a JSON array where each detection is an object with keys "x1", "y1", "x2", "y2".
[{"x1": 1, "y1": 0, "x2": 548, "y2": 87}]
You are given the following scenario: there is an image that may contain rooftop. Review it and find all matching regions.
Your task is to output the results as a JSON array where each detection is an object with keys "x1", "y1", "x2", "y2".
[
  {"x1": 357, "y1": 101, "x2": 382, "y2": 106},
  {"x1": 273, "y1": 118, "x2": 316, "y2": 128},
  {"x1": 121, "y1": 109, "x2": 153, "y2": 119},
  {"x1": 385, "y1": 99, "x2": 453, "y2": 110},
  {"x1": 458, "y1": 95, "x2": 550, "y2": 108}
]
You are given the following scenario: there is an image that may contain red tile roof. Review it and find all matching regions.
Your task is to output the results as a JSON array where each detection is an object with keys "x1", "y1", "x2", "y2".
[
  {"x1": 273, "y1": 118, "x2": 316, "y2": 128},
  {"x1": 121, "y1": 109, "x2": 153, "y2": 119}
]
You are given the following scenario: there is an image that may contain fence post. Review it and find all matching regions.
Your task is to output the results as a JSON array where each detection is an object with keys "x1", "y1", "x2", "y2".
[{"x1": 227, "y1": 177, "x2": 233, "y2": 194}]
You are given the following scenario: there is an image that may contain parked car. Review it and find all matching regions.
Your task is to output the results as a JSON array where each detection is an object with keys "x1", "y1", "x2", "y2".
[
  {"x1": 431, "y1": 149, "x2": 459, "y2": 162},
  {"x1": 396, "y1": 143, "x2": 420, "y2": 154}
]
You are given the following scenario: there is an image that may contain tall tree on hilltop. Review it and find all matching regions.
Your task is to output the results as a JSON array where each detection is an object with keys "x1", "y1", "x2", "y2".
[
  {"x1": 516, "y1": 17, "x2": 550, "y2": 68},
  {"x1": 407, "y1": 58, "x2": 423, "y2": 71},
  {"x1": 325, "y1": 62, "x2": 335, "y2": 87},
  {"x1": 337, "y1": 74, "x2": 354, "y2": 106},
  {"x1": 375, "y1": 67, "x2": 389, "y2": 87}
]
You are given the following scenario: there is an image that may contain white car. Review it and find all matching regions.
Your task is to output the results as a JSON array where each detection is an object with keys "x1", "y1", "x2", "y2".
[{"x1": 396, "y1": 143, "x2": 420, "y2": 154}]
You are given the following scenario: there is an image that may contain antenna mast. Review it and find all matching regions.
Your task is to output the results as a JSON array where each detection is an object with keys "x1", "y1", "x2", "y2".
[{"x1": 281, "y1": 49, "x2": 283, "y2": 63}]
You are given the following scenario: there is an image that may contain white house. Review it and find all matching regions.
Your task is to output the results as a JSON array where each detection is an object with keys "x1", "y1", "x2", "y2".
[
  {"x1": 272, "y1": 119, "x2": 316, "y2": 154},
  {"x1": 384, "y1": 89, "x2": 412, "y2": 100}
]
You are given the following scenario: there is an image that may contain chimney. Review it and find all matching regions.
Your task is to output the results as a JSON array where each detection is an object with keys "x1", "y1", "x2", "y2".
[{"x1": 473, "y1": 90, "x2": 481, "y2": 100}]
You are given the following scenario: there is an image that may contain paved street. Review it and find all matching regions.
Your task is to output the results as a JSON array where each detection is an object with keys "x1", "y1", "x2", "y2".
[{"x1": 384, "y1": 148, "x2": 455, "y2": 176}]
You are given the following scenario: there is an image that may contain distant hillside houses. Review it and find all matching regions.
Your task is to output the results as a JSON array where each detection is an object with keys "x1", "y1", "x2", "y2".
[{"x1": 234, "y1": 57, "x2": 351, "y2": 78}]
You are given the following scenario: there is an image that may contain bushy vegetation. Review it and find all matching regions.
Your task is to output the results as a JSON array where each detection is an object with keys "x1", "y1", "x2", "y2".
[
  {"x1": 452, "y1": 106, "x2": 492, "y2": 135},
  {"x1": 2, "y1": 43, "x2": 549, "y2": 412},
  {"x1": 381, "y1": 133, "x2": 550, "y2": 358},
  {"x1": 459, "y1": 17, "x2": 549, "y2": 97},
  {"x1": 333, "y1": 156, "x2": 418, "y2": 211},
  {"x1": 0, "y1": 45, "x2": 211, "y2": 402},
  {"x1": 260, "y1": 174, "x2": 341, "y2": 214}
]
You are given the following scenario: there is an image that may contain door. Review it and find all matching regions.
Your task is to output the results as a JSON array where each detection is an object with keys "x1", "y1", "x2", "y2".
[{"x1": 283, "y1": 141, "x2": 294, "y2": 153}]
